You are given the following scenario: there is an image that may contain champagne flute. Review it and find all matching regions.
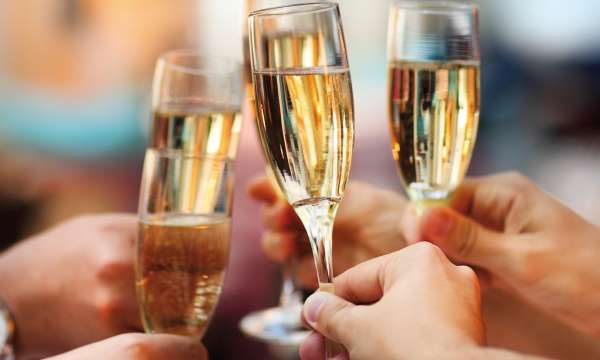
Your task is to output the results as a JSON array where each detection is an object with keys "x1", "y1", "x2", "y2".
[
  {"x1": 239, "y1": 0, "x2": 322, "y2": 352},
  {"x1": 248, "y1": 3, "x2": 355, "y2": 358},
  {"x1": 137, "y1": 150, "x2": 234, "y2": 339},
  {"x1": 136, "y1": 51, "x2": 242, "y2": 339},
  {"x1": 387, "y1": 0, "x2": 480, "y2": 213}
]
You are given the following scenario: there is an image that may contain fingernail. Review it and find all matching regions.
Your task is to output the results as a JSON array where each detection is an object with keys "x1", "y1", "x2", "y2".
[
  {"x1": 424, "y1": 208, "x2": 455, "y2": 238},
  {"x1": 304, "y1": 292, "x2": 331, "y2": 325}
]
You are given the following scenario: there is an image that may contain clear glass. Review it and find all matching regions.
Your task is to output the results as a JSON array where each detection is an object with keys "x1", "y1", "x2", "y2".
[
  {"x1": 243, "y1": 0, "x2": 316, "y2": 100},
  {"x1": 136, "y1": 51, "x2": 242, "y2": 339},
  {"x1": 387, "y1": 0, "x2": 480, "y2": 212},
  {"x1": 248, "y1": 3, "x2": 354, "y2": 358},
  {"x1": 136, "y1": 150, "x2": 234, "y2": 339},
  {"x1": 153, "y1": 50, "x2": 242, "y2": 111},
  {"x1": 150, "y1": 50, "x2": 243, "y2": 158},
  {"x1": 240, "y1": 0, "x2": 318, "y2": 352}
]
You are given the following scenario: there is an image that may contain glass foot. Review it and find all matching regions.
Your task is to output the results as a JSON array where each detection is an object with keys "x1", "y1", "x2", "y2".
[
  {"x1": 239, "y1": 305, "x2": 309, "y2": 347},
  {"x1": 407, "y1": 184, "x2": 453, "y2": 214}
]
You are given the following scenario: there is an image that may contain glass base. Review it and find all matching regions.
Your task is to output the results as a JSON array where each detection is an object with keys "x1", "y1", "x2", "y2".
[
  {"x1": 407, "y1": 183, "x2": 453, "y2": 215},
  {"x1": 239, "y1": 305, "x2": 309, "y2": 347}
]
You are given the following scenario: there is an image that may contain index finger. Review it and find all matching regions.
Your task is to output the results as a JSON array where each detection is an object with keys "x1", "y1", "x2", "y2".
[
  {"x1": 137, "y1": 334, "x2": 208, "y2": 360},
  {"x1": 333, "y1": 252, "x2": 400, "y2": 305},
  {"x1": 248, "y1": 176, "x2": 278, "y2": 205},
  {"x1": 450, "y1": 174, "x2": 523, "y2": 232},
  {"x1": 47, "y1": 334, "x2": 207, "y2": 360}
]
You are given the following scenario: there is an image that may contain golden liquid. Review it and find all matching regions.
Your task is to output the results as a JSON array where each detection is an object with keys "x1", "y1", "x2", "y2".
[
  {"x1": 136, "y1": 215, "x2": 231, "y2": 339},
  {"x1": 245, "y1": 32, "x2": 322, "y2": 198},
  {"x1": 388, "y1": 61, "x2": 480, "y2": 203},
  {"x1": 253, "y1": 68, "x2": 355, "y2": 206},
  {"x1": 151, "y1": 103, "x2": 242, "y2": 159},
  {"x1": 140, "y1": 149, "x2": 233, "y2": 216},
  {"x1": 245, "y1": 31, "x2": 333, "y2": 125}
]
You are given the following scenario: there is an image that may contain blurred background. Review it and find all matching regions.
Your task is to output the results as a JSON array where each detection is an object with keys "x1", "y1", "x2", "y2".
[{"x1": 1, "y1": 0, "x2": 600, "y2": 359}]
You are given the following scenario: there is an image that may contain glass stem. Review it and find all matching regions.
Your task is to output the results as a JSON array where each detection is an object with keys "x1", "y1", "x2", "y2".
[
  {"x1": 279, "y1": 255, "x2": 303, "y2": 310},
  {"x1": 309, "y1": 216, "x2": 335, "y2": 289},
  {"x1": 294, "y1": 198, "x2": 339, "y2": 360},
  {"x1": 294, "y1": 199, "x2": 337, "y2": 288}
]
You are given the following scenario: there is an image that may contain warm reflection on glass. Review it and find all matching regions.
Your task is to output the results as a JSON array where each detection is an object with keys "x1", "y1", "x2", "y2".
[
  {"x1": 387, "y1": 1, "x2": 480, "y2": 211},
  {"x1": 137, "y1": 150, "x2": 233, "y2": 339},
  {"x1": 151, "y1": 105, "x2": 241, "y2": 159}
]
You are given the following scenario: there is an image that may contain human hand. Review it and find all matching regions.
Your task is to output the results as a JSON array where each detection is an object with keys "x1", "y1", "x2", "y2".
[
  {"x1": 0, "y1": 214, "x2": 140, "y2": 359},
  {"x1": 45, "y1": 333, "x2": 206, "y2": 360},
  {"x1": 402, "y1": 172, "x2": 600, "y2": 337},
  {"x1": 298, "y1": 243, "x2": 486, "y2": 360},
  {"x1": 250, "y1": 177, "x2": 407, "y2": 288}
]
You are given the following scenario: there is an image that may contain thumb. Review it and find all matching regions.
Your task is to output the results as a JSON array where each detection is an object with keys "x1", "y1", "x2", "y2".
[
  {"x1": 303, "y1": 292, "x2": 357, "y2": 345},
  {"x1": 420, "y1": 207, "x2": 510, "y2": 272}
]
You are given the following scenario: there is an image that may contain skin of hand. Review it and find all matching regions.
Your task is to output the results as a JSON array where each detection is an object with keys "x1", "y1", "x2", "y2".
[
  {"x1": 44, "y1": 333, "x2": 207, "y2": 360},
  {"x1": 299, "y1": 243, "x2": 487, "y2": 360},
  {"x1": 0, "y1": 214, "x2": 141, "y2": 359},
  {"x1": 299, "y1": 243, "x2": 548, "y2": 360},
  {"x1": 249, "y1": 177, "x2": 408, "y2": 288},
  {"x1": 401, "y1": 172, "x2": 600, "y2": 338}
]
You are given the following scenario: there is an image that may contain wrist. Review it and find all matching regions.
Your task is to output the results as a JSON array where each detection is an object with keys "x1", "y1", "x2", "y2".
[
  {"x1": 0, "y1": 247, "x2": 37, "y2": 359},
  {"x1": 0, "y1": 254, "x2": 18, "y2": 360},
  {"x1": 0, "y1": 297, "x2": 15, "y2": 360}
]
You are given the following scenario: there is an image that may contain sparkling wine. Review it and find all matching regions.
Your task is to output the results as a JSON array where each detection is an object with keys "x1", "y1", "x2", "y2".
[
  {"x1": 388, "y1": 61, "x2": 480, "y2": 204},
  {"x1": 246, "y1": 30, "x2": 333, "y2": 125},
  {"x1": 136, "y1": 215, "x2": 231, "y2": 339},
  {"x1": 151, "y1": 103, "x2": 242, "y2": 158},
  {"x1": 249, "y1": 5, "x2": 352, "y2": 357},
  {"x1": 253, "y1": 68, "x2": 355, "y2": 206}
]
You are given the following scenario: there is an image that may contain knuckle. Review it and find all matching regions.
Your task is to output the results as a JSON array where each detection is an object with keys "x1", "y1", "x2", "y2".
[
  {"x1": 457, "y1": 265, "x2": 478, "y2": 284},
  {"x1": 260, "y1": 207, "x2": 272, "y2": 227},
  {"x1": 411, "y1": 242, "x2": 444, "y2": 262},
  {"x1": 95, "y1": 254, "x2": 130, "y2": 281},
  {"x1": 261, "y1": 232, "x2": 290, "y2": 263},
  {"x1": 503, "y1": 172, "x2": 534, "y2": 193},
  {"x1": 261, "y1": 232, "x2": 275, "y2": 251},
  {"x1": 119, "y1": 334, "x2": 153, "y2": 359},
  {"x1": 455, "y1": 220, "x2": 478, "y2": 258},
  {"x1": 515, "y1": 247, "x2": 548, "y2": 286},
  {"x1": 95, "y1": 293, "x2": 123, "y2": 324}
]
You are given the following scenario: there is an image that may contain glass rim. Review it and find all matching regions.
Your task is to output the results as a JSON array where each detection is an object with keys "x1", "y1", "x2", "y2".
[
  {"x1": 146, "y1": 149, "x2": 235, "y2": 162},
  {"x1": 392, "y1": 0, "x2": 478, "y2": 13},
  {"x1": 248, "y1": 1, "x2": 338, "y2": 18},
  {"x1": 158, "y1": 49, "x2": 241, "y2": 77}
]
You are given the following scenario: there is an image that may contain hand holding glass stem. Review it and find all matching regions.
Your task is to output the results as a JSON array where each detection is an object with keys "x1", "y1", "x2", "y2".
[{"x1": 248, "y1": 3, "x2": 355, "y2": 358}]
